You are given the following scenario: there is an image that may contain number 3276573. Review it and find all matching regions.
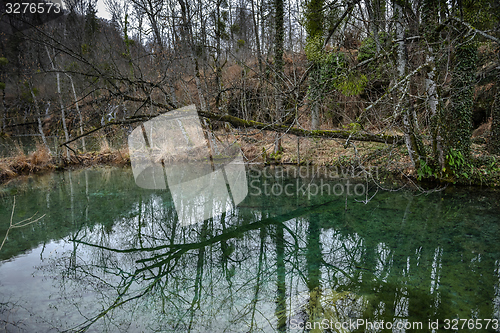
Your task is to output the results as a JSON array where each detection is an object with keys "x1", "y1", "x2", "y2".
[{"x1": 5, "y1": 2, "x2": 61, "y2": 14}]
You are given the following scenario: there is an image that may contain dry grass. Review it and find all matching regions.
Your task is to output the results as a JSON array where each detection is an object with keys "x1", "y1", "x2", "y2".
[
  {"x1": 0, "y1": 143, "x2": 56, "y2": 183},
  {"x1": 99, "y1": 138, "x2": 112, "y2": 154},
  {"x1": 113, "y1": 147, "x2": 130, "y2": 165},
  {"x1": 0, "y1": 144, "x2": 134, "y2": 184},
  {"x1": 0, "y1": 162, "x2": 16, "y2": 179},
  {"x1": 230, "y1": 127, "x2": 417, "y2": 185},
  {"x1": 29, "y1": 143, "x2": 52, "y2": 168},
  {"x1": 5, "y1": 122, "x2": 496, "y2": 186},
  {"x1": 0, "y1": 122, "x2": 414, "y2": 186}
]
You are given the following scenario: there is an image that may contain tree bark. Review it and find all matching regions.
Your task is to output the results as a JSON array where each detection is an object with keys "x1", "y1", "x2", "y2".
[
  {"x1": 366, "y1": 0, "x2": 381, "y2": 55},
  {"x1": 178, "y1": 0, "x2": 207, "y2": 112},
  {"x1": 0, "y1": 89, "x2": 5, "y2": 133},
  {"x1": 422, "y1": 0, "x2": 443, "y2": 164},
  {"x1": 273, "y1": 0, "x2": 285, "y2": 154},
  {"x1": 394, "y1": 1, "x2": 424, "y2": 169},
  {"x1": 443, "y1": 38, "x2": 477, "y2": 159},
  {"x1": 61, "y1": 106, "x2": 403, "y2": 148},
  {"x1": 250, "y1": 0, "x2": 264, "y2": 73},
  {"x1": 46, "y1": 46, "x2": 70, "y2": 160},
  {"x1": 65, "y1": 73, "x2": 85, "y2": 152},
  {"x1": 305, "y1": 0, "x2": 324, "y2": 131},
  {"x1": 488, "y1": 50, "x2": 500, "y2": 155},
  {"x1": 30, "y1": 86, "x2": 50, "y2": 153}
]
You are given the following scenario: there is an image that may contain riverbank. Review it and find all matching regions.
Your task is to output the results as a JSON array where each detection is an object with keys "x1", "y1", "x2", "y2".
[
  {"x1": 1, "y1": 130, "x2": 499, "y2": 187},
  {"x1": 237, "y1": 129, "x2": 500, "y2": 187},
  {"x1": 0, "y1": 143, "x2": 129, "y2": 184}
]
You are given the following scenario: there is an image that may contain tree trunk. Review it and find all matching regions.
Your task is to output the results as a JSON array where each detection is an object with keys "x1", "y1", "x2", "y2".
[
  {"x1": 273, "y1": 0, "x2": 284, "y2": 154},
  {"x1": 250, "y1": 0, "x2": 264, "y2": 73},
  {"x1": 306, "y1": 218, "x2": 323, "y2": 328},
  {"x1": 178, "y1": 0, "x2": 207, "y2": 112},
  {"x1": 30, "y1": 86, "x2": 51, "y2": 153},
  {"x1": 443, "y1": 38, "x2": 477, "y2": 160},
  {"x1": 422, "y1": 0, "x2": 443, "y2": 164},
  {"x1": 46, "y1": 46, "x2": 70, "y2": 160},
  {"x1": 366, "y1": 0, "x2": 382, "y2": 55},
  {"x1": 65, "y1": 74, "x2": 85, "y2": 152},
  {"x1": 305, "y1": 0, "x2": 324, "y2": 131},
  {"x1": 214, "y1": 0, "x2": 226, "y2": 114},
  {"x1": 0, "y1": 88, "x2": 5, "y2": 133},
  {"x1": 394, "y1": 1, "x2": 424, "y2": 169},
  {"x1": 61, "y1": 107, "x2": 404, "y2": 147},
  {"x1": 488, "y1": 50, "x2": 500, "y2": 155},
  {"x1": 311, "y1": 100, "x2": 319, "y2": 130}
]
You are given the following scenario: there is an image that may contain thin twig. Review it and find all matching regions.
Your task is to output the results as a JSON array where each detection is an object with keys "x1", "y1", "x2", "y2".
[{"x1": 0, "y1": 197, "x2": 46, "y2": 252}]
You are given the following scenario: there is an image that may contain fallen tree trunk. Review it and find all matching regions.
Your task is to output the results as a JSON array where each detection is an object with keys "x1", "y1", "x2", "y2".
[
  {"x1": 60, "y1": 106, "x2": 403, "y2": 147},
  {"x1": 197, "y1": 111, "x2": 403, "y2": 144}
]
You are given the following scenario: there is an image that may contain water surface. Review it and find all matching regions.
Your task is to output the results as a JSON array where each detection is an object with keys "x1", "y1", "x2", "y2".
[{"x1": 1, "y1": 166, "x2": 499, "y2": 332}]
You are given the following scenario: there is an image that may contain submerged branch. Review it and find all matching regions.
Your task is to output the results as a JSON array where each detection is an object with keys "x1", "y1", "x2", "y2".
[
  {"x1": 74, "y1": 197, "x2": 344, "y2": 268},
  {"x1": 0, "y1": 197, "x2": 46, "y2": 252}
]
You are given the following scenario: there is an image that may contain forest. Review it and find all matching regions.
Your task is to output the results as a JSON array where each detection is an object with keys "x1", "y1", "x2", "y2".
[
  {"x1": 2, "y1": 1, "x2": 500, "y2": 331},
  {"x1": 0, "y1": 0, "x2": 499, "y2": 186}
]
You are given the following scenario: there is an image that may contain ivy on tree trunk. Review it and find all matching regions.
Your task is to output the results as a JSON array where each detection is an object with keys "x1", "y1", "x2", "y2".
[
  {"x1": 443, "y1": 39, "x2": 477, "y2": 160},
  {"x1": 305, "y1": 0, "x2": 324, "y2": 131},
  {"x1": 488, "y1": 51, "x2": 500, "y2": 155}
]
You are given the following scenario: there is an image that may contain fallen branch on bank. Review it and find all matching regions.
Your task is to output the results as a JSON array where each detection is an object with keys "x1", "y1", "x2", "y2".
[
  {"x1": 60, "y1": 104, "x2": 403, "y2": 147},
  {"x1": 197, "y1": 111, "x2": 403, "y2": 144}
]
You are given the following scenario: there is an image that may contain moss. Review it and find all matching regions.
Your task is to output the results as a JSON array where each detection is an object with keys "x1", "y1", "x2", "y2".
[
  {"x1": 488, "y1": 83, "x2": 500, "y2": 154},
  {"x1": 305, "y1": 35, "x2": 325, "y2": 64},
  {"x1": 443, "y1": 40, "x2": 477, "y2": 160},
  {"x1": 358, "y1": 32, "x2": 390, "y2": 62},
  {"x1": 197, "y1": 111, "x2": 403, "y2": 144}
]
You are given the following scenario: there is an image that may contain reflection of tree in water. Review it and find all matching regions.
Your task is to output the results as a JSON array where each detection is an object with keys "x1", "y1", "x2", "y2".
[{"x1": 31, "y1": 175, "x2": 500, "y2": 332}]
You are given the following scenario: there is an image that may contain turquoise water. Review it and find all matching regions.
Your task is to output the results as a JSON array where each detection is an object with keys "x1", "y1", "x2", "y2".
[{"x1": 0, "y1": 166, "x2": 499, "y2": 332}]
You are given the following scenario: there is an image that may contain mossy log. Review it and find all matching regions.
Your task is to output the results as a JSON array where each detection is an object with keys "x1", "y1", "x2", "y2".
[
  {"x1": 61, "y1": 103, "x2": 403, "y2": 147},
  {"x1": 197, "y1": 111, "x2": 403, "y2": 144}
]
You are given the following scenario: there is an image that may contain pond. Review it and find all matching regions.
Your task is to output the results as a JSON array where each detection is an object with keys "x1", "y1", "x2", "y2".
[{"x1": 0, "y1": 166, "x2": 500, "y2": 332}]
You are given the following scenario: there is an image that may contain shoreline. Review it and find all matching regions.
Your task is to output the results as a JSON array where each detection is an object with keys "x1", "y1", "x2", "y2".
[
  {"x1": 1, "y1": 130, "x2": 499, "y2": 188},
  {"x1": 1, "y1": 150, "x2": 499, "y2": 190},
  {"x1": 0, "y1": 149, "x2": 130, "y2": 185}
]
